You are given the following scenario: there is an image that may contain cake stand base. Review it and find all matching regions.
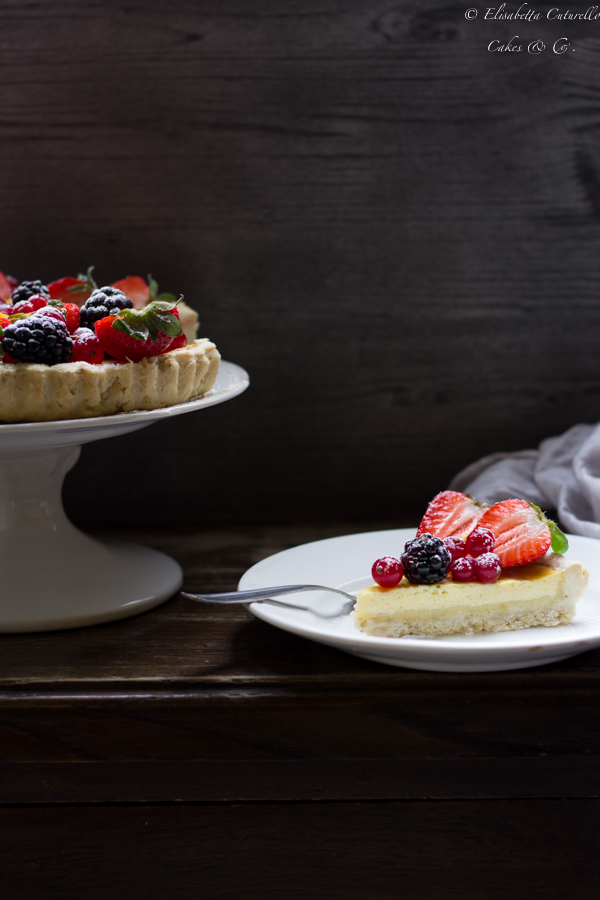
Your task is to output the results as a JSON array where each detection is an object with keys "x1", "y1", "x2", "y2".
[{"x1": 0, "y1": 360, "x2": 249, "y2": 632}]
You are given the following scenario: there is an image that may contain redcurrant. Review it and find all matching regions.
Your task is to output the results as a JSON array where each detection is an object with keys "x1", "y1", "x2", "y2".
[
  {"x1": 450, "y1": 556, "x2": 475, "y2": 582},
  {"x1": 71, "y1": 328, "x2": 104, "y2": 364},
  {"x1": 371, "y1": 556, "x2": 404, "y2": 588},
  {"x1": 474, "y1": 552, "x2": 502, "y2": 583},
  {"x1": 465, "y1": 527, "x2": 495, "y2": 557},
  {"x1": 444, "y1": 537, "x2": 467, "y2": 562}
]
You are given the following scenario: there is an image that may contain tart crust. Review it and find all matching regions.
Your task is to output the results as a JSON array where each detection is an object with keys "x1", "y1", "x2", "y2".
[{"x1": 0, "y1": 339, "x2": 220, "y2": 422}]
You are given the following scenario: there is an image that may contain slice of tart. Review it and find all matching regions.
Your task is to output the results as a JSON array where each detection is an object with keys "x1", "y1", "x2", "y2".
[
  {"x1": 353, "y1": 493, "x2": 589, "y2": 638},
  {"x1": 353, "y1": 552, "x2": 588, "y2": 638}
]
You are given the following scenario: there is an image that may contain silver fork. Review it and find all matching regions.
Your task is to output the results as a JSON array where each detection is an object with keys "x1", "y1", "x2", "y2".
[{"x1": 181, "y1": 584, "x2": 356, "y2": 618}]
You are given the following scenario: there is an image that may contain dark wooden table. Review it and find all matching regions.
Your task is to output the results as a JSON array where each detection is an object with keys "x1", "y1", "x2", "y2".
[{"x1": 0, "y1": 523, "x2": 598, "y2": 899}]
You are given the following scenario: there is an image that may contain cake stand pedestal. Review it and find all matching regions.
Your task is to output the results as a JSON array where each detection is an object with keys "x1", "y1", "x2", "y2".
[{"x1": 0, "y1": 360, "x2": 249, "y2": 632}]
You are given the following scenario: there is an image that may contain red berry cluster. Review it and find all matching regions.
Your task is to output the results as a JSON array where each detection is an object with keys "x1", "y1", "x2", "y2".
[
  {"x1": 370, "y1": 527, "x2": 502, "y2": 589},
  {"x1": 445, "y1": 527, "x2": 501, "y2": 583}
]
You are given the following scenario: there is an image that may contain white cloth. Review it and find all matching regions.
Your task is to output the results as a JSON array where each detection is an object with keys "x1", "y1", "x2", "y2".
[{"x1": 449, "y1": 424, "x2": 600, "y2": 539}]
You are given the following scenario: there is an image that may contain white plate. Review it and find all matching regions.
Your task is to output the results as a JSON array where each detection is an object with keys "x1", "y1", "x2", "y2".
[{"x1": 240, "y1": 528, "x2": 600, "y2": 672}]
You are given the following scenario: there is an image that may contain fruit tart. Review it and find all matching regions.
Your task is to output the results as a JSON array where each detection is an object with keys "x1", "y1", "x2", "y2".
[
  {"x1": 353, "y1": 491, "x2": 589, "y2": 638},
  {"x1": 0, "y1": 268, "x2": 220, "y2": 422}
]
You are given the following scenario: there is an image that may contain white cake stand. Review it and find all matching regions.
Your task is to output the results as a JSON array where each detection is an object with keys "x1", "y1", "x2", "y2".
[{"x1": 0, "y1": 360, "x2": 249, "y2": 632}]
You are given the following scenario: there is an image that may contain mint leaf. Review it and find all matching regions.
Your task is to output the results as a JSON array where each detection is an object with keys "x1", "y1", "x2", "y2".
[
  {"x1": 111, "y1": 300, "x2": 182, "y2": 343},
  {"x1": 111, "y1": 318, "x2": 147, "y2": 341},
  {"x1": 549, "y1": 520, "x2": 569, "y2": 555}
]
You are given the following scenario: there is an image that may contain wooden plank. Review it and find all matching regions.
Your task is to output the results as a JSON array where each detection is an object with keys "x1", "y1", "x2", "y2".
[
  {"x1": 0, "y1": 801, "x2": 598, "y2": 900},
  {"x1": 0, "y1": 757, "x2": 598, "y2": 803}
]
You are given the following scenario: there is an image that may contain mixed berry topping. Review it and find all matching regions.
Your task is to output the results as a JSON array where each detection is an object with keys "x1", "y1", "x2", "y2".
[
  {"x1": 0, "y1": 267, "x2": 187, "y2": 367},
  {"x1": 2, "y1": 312, "x2": 72, "y2": 365},
  {"x1": 79, "y1": 287, "x2": 133, "y2": 332},
  {"x1": 401, "y1": 534, "x2": 451, "y2": 585},
  {"x1": 370, "y1": 491, "x2": 569, "y2": 591},
  {"x1": 372, "y1": 556, "x2": 404, "y2": 588}
]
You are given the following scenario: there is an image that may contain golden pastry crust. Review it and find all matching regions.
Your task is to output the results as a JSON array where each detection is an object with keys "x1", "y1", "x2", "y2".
[{"x1": 0, "y1": 339, "x2": 220, "y2": 422}]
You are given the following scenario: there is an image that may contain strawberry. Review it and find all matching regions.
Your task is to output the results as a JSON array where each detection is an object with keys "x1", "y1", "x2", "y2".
[
  {"x1": 111, "y1": 276, "x2": 150, "y2": 309},
  {"x1": 94, "y1": 301, "x2": 182, "y2": 363},
  {"x1": 477, "y1": 499, "x2": 568, "y2": 568},
  {"x1": 47, "y1": 300, "x2": 80, "y2": 334},
  {"x1": 163, "y1": 331, "x2": 187, "y2": 352},
  {"x1": 417, "y1": 490, "x2": 488, "y2": 539},
  {"x1": 47, "y1": 266, "x2": 97, "y2": 307}
]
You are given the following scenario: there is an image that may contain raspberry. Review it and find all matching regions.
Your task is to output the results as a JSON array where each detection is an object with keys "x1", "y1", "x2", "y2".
[
  {"x1": 444, "y1": 536, "x2": 467, "y2": 562},
  {"x1": 450, "y1": 556, "x2": 476, "y2": 582},
  {"x1": 465, "y1": 527, "x2": 495, "y2": 556},
  {"x1": 11, "y1": 280, "x2": 50, "y2": 304},
  {"x1": 1, "y1": 313, "x2": 72, "y2": 365},
  {"x1": 48, "y1": 301, "x2": 80, "y2": 333},
  {"x1": 71, "y1": 327, "x2": 103, "y2": 364},
  {"x1": 13, "y1": 294, "x2": 49, "y2": 315},
  {"x1": 401, "y1": 533, "x2": 451, "y2": 585},
  {"x1": 371, "y1": 556, "x2": 404, "y2": 588},
  {"x1": 79, "y1": 286, "x2": 133, "y2": 332},
  {"x1": 474, "y1": 552, "x2": 502, "y2": 583}
]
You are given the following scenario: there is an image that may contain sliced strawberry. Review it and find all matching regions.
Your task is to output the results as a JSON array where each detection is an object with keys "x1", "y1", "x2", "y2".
[
  {"x1": 477, "y1": 499, "x2": 558, "y2": 567},
  {"x1": 417, "y1": 490, "x2": 488, "y2": 539},
  {"x1": 47, "y1": 276, "x2": 88, "y2": 305},
  {"x1": 94, "y1": 301, "x2": 182, "y2": 363},
  {"x1": 0, "y1": 271, "x2": 13, "y2": 303},
  {"x1": 111, "y1": 276, "x2": 150, "y2": 309},
  {"x1": 47, "y1": 267, "x2": 97, "y2": 306}
]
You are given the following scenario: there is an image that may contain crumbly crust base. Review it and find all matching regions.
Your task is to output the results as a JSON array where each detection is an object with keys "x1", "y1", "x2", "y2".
[
  {"x1": 353, "y1": 554, "x2": 588, "y2": 638},
  {"x1": 0, "y1": 339, "x2": 220, "y2": 422}
]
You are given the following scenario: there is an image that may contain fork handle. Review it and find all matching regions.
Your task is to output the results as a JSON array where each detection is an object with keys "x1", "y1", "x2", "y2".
[{"x1": 181, "y1": 584, "x2": 354, "y2": 604}]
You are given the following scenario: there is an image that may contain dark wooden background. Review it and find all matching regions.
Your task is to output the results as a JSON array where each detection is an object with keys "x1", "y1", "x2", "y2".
[
  {"x1": 2, "y1": 0, "x2": 599, "y2": 525},
  {"x1": 2, "y1": 6, "x2": 600, "y2": 896}
]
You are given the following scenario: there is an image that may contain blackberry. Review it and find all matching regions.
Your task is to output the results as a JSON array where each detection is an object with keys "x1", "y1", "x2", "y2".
[
  {"x1": 2, "y1": 313, "x2": 72, "y2": 365},
  {"x1": 401, "y1": 533, "x2": 451, "y2": 585},
  {"x1": 11, "y1": 280, "x2": 50, "y2": 304},
  {"x1": 80, "y1": 287, "x2": 132, "y2": 332}
]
